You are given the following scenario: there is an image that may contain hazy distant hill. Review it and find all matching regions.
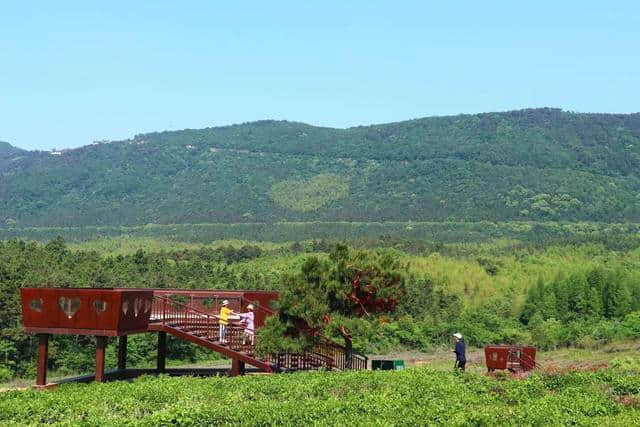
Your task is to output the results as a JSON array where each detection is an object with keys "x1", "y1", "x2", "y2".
[
  {"x1": 2, "y1": 108, "x2": 640, "y2": 228},
  {"x1": 0, "y1": 140, "x2": 28, "y2": 172},
  {"x1": 0, "y1": 140, "x2": 25, "y2": 156}
]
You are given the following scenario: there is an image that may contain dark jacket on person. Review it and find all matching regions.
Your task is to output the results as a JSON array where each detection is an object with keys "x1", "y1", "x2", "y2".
[{"x1": 454, "y1": 339, "x2": 466, "y2": 362}]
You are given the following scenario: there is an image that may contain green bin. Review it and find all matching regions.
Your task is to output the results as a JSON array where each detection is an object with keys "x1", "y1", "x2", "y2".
[{"x1": 372, "y1": 359, "x2": 405, "y2": 370}]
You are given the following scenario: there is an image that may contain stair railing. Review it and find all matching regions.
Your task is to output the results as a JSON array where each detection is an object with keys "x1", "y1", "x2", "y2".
[
  {"x1": 152, "y1": 295, "x2": 249, "y2": 350},
  {"x1": 312, "y1": 339, "x2": 368, "y2": 371},
  {"x1": 264, "y1": 351, "x2": 335, "y2": 372}
]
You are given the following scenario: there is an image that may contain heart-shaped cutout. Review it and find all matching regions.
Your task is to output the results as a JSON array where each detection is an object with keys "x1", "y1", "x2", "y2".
[
  {"x1": 58, "y1": 297, "x2": 81, "y2": 319},
  {"x1": 30, "y1": 298, "x2": 43, "y2": 312},
  {"x1": 122, "y1": 300, "x2": 129, "y2": 316},
  {"x1": 94, "y1": 299, "x2": 107, "y2": 314},
  {"x1": 144, "y1": 299, "x2": 152, "y2": 313},
  {"x1": 134, "y1": 298, "x2": 144, "y2": 317}
]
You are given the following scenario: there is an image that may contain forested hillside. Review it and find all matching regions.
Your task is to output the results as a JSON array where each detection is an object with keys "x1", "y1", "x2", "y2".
[{"x1": 2, "y1": 108, "x2": 640, "y2": 228}]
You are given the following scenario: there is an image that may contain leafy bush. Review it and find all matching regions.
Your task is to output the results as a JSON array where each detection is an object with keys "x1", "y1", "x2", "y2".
[
  {"x1": 0, "y1": 366, "x2": 12, "y2": 383},
  {"x1": 622, "y1": 311, "x2": 640, "y2": 338}
]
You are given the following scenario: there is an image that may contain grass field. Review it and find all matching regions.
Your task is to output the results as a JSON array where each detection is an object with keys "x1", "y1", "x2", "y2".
[{"x1": 2, "y1": 364, "x2": 640, "y2": 426}]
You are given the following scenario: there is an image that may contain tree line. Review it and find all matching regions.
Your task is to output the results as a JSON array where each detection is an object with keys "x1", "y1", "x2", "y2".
[{"x1": 2, "y1": 237, "x2": 640, "y2": 381}]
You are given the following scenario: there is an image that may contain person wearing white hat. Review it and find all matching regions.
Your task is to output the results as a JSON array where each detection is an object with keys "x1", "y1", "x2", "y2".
[
  {"x1": 453, "y1": 333, "x2": 466, "y2": 372},
  {"x1": 217, "y1": 300, "x2": 235, "y2": 344},
  {"x1": 238, "y1": 304, "x2": 255, "y2": 345}
]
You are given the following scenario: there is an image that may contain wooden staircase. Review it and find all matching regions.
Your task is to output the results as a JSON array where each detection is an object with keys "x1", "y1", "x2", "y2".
[
  {"x1": 148, "y1": 295, "x2": 368, "y2": 374},
  {"x1": 149, "y1": 296, "x2": 273, "y2": 373}
]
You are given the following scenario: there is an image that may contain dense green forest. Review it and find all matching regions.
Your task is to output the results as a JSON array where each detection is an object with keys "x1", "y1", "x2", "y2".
[
  {"x1": 2, "y1": 237, "x2": 640, "y2": 382},
  {"x1": 2, "y1": 108, "x2": 640, "y2": 229}
]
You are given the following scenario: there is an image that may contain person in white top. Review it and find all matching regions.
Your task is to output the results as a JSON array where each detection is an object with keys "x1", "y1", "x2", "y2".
[{"x1": 238, "y1": 304, "x2": 255, "y2": 345}]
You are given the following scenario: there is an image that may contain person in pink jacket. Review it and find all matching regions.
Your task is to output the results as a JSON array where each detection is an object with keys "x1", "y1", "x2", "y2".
[{"x1": 238, "y1": 304, "x2": 255, "y2": 345}]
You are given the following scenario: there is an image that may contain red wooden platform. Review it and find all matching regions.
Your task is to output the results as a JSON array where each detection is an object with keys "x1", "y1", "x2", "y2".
[
  {"x1": 20, "y1": 287, "x2": 367, "y2": 388},
  {"x1": 484, "y1": 345, "x2": 537, "y2": 372}
]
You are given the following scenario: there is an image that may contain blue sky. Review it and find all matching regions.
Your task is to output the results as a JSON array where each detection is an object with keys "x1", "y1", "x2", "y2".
[{"x1": 1, "y1": 1, "x2": 639, "y2": 150}]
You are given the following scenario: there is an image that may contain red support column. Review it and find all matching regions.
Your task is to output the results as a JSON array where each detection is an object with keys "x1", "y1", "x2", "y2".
[
  {"x1": 157, "y1": 331, "x2": 166, "y2": 372},
  {"x1": 95, "y1": 336, "x2": 107, "y2": 383},
  {"x1": 231, "y1": 358, "x2": 245, "y2": 376},
  {"x1": 36, "y1": 334, "x2": 49, "y2": 386},
  {"x1": 117, "y1": 335, "x2": 128, "y2": 371}
]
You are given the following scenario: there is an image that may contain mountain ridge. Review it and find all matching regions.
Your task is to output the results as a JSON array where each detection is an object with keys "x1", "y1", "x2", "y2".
[
  {"x1": 6, "y1": 107, "x2": 640, "y2": 153},
  {"x1": 0, "y1": 140, "x2": 24, "y2": 153}
]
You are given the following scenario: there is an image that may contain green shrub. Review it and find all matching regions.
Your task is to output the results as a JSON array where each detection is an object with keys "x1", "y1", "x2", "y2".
[
  {"x1": 622, "y1": 311, "x2": 640, "y2": 338},
  {"x1": 0, "y1": 366, "x2": 12, "y2": 383}
]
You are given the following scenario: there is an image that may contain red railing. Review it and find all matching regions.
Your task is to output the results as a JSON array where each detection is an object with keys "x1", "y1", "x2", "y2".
[
  {"x1": 151, "y1": 293, "x2": 243, "y2": 317},
  {"x1": 264, "y1": 351, "x2": 334, "y2": 371},
  {"x1": 504, "y1": 348, "x2": 538, "y2": 372},
  {"x1": 152, "y1": 296, "x2": 253, "y2": 353},
  {"x1": 240, "y1": 296, "x2": 275, "y2": 315},
  {"x1": 518, "y1": 352, "x2": 537, "y2": 371},
  {"x1": 150, "y1": 290, "x2": 272, "y2": 328},
  {"x1": 313, "y1": 339, "x2": 368, "y2": 371},
  {"x1": 263, "y1": 341, "x2": 367, "y2": 372}
]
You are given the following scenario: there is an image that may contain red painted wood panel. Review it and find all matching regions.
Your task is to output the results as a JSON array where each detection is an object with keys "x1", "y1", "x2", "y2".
[{"x1": 21, "y1": 288, "x2": 153, "y2": 335}]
